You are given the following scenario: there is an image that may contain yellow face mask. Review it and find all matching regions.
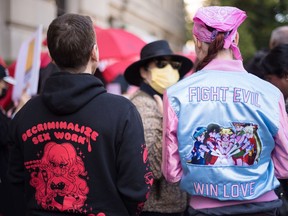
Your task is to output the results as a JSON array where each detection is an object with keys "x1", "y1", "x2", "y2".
[{"x1": 149, "y1": 64, "x2": 180, "y2": 94}]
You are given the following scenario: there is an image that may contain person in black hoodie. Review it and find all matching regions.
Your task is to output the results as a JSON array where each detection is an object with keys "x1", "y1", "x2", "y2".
[{"x1": 7, "y1": 13, "x2": 153, "y2": 216}]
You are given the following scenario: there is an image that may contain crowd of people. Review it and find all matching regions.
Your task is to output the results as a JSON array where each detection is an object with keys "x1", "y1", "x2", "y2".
[{"x1": 0, "y1": 5, "x2": 288, "y2": 216}]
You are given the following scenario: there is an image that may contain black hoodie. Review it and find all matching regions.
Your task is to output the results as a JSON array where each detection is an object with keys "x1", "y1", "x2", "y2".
[{"x1": 7, "y1": 72, "x2": 152, "y2": 216}]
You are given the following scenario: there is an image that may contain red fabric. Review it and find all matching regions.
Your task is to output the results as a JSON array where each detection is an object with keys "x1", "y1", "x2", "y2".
[
  {"x1": 102, "y1": 57, "x2": 138, "y2": 83},
  {"x1": 96, "y1": 28, "x2": 146, "y2": 60},
  {"x1": 40, "y1": 52, "x2": 51, "y2": 68},
  {"x1": 42, "y1": 38, "x2": 47, "y2": 46}
]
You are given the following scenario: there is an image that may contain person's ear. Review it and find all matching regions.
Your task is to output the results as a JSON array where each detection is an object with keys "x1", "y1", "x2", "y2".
[
  {"x1": 234, "y1": 32, "x2": 239, "y2": 46},
  {"x1": 91, "y1": 44, "x2": 99, "y2": 62},
  {"x1": 140, "y1": 67, "x2": 148, "y2": 80},
  {"x1": 193, "y1": 35, "x2": 202, "y2": 49}
]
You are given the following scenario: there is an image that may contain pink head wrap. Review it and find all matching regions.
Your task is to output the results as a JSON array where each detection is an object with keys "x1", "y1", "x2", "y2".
[{"x1": 193, "y1": 6, "x2": 247, "y2": 60}]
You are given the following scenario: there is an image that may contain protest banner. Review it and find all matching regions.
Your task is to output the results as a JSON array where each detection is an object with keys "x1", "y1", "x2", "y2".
[{"x1": 12, "y1": 25, "x2": 43, "y2": 102}]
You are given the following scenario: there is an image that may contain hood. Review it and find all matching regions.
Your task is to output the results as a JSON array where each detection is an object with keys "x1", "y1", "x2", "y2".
[{"x1": 42, "y1": 72, "x2": 106, "y2": 115}]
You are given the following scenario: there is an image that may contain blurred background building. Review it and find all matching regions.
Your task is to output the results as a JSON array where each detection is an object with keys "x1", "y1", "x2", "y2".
[
  {"x1": 0, "y1": 0, "x2": 190, "y2": 62},
  {"x1": 1, "y1": 0, "x2": 286, "y2": 66}
]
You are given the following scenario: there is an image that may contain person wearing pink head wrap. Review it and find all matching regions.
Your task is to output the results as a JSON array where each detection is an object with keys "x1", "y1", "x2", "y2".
[
  {"x1": 161, "y1": 6, "x2": 288, "y2": 216},
  {"x1": 192, "y1": 6, "x2": 247, "y2": 71}
]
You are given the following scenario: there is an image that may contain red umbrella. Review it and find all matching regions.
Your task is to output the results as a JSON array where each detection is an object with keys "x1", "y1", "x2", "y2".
[
  {"x1": 102, "y1": 57, "x2": 138, "y2": 83},
  {"x1": 96, "y1": 28, "x2": 146, "y2": 60},
  {"x1": 42, "y1": 26, "x2": 145, "y2": 61}
]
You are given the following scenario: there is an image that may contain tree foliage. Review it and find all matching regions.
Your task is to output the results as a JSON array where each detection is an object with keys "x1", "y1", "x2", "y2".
[{"x1": 204, "y1": 0, "x2": 288, "y2": 63}]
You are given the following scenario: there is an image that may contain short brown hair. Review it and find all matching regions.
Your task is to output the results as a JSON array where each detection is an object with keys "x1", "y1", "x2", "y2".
[{"x1": 47, "y1": 13, "x2": 95, "y2": 70}]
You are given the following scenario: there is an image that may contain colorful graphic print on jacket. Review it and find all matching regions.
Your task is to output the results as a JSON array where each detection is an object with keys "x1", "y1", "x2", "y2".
[
  {"x1": 25, "y1": 142, "x2": 89, "y2": 212},
  {"x1": 186, "y1": 122, "x2": 261, "y2": 166}
]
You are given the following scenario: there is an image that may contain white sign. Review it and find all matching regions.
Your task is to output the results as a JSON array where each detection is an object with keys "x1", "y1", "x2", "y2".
[{"x1": 12, "y1": 25, "x2": 43, "y2": 102}]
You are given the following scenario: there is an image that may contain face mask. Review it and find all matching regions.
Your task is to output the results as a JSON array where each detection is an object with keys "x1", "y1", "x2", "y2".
[
  {"x1": 0, "y1": 87, "x2": 7, "y2": 99},
  {"x1": 149, "y1": 64, "x2": 180, "y2": 94}
]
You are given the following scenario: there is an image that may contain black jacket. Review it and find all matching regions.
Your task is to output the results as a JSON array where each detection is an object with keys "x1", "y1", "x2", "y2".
[
  {"x1": 7, "y1": 72, "x2": 152, "y2": 216},
  {"x1": 0, "y1": 109, "x2": 10, "y2": 177},
  {"x1": 0, "y1": 109, "x2": 12, "y2": 215}
]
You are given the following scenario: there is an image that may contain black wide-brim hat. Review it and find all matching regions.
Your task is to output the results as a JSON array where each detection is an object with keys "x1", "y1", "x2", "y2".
[{"x1": 124, "y1": 40, "x2": 194, "y2": 86}]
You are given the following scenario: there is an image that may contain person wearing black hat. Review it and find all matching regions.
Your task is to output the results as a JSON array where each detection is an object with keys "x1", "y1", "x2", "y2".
[
  {"x1": 124, "y1": 40, "x2": 193, "y2": 94},
  {"x1": 124, "y1": 40, "x2": 193, "y2": 216}
]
